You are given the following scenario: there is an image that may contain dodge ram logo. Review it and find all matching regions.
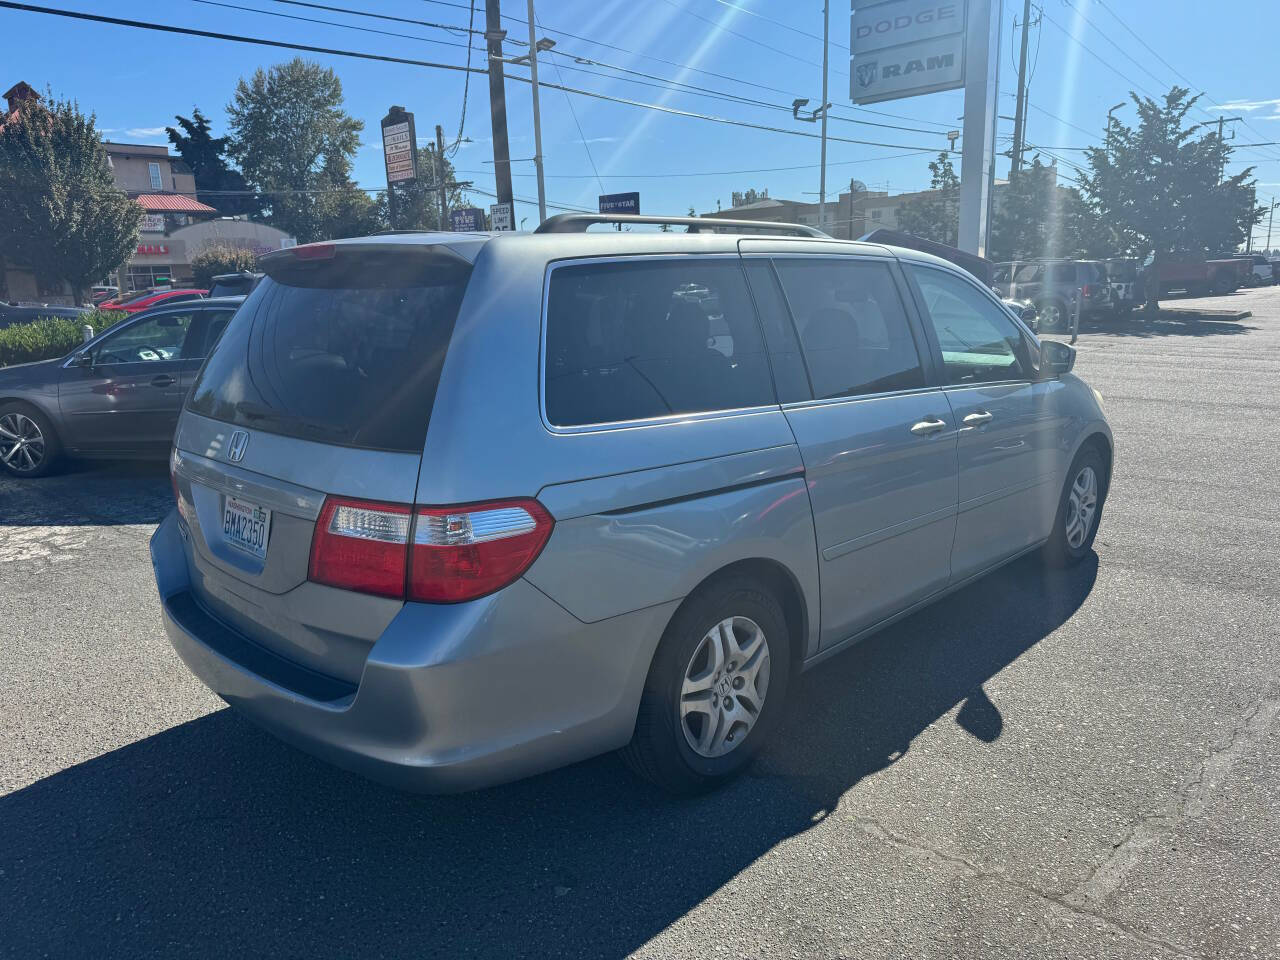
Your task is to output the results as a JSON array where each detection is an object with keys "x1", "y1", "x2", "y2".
[{"x1": 856, "y1": 61, "x2": 879, "y2": 88}]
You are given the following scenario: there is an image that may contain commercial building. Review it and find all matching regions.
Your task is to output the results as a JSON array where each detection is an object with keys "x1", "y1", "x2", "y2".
[{"x1": 1, "y1": 79, "x2": 295, "y2": 303}]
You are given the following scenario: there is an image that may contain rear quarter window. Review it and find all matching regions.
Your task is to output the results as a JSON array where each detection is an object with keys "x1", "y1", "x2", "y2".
[{"x1": 544, "y1": 258, "x2": 775, "y2": 427}]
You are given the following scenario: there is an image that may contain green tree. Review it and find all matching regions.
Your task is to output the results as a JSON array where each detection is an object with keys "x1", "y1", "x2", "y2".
[
  {"x1": 166, "y1": 107, "x2": 260, "y2": 217},
  {"x1": 226, "y1": 58, "x2": 370, "y2": 243},
  {"x1": 1079, "y1": 87, "x2": 1261, "y2": 308},
  {"x1": 895, "y1": 152, "x2": 959, "y2": 246},
  {"x1": 190, "y1": 244, "x2": 257, "y2": 288},
  {"x1": 989, "y1": 157, "x2": 1103, "y2": 262},
  {"x1": 385, "y1": 144, "x2": 471, "y2": 231},
  {"x1": 0, "y1": 94, "x2": 140, "y2": 300}
]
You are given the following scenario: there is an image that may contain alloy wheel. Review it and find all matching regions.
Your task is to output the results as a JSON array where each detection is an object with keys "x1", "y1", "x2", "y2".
[
  {"x1": 1064, "y1": 465, "x2": 1098, "y2": 549},
  {"x1": 679, "y1": 616, "x2": 771, "y2": 758},
  {"x1": 0, "y1": 412, "x2": 45, "y2": 474}
]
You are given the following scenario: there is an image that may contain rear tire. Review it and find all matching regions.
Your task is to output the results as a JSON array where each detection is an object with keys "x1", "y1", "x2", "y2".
[
  {"x1": 621, "y1": 575, "x2": 792, "y2": 793},
  {"x1": 0, "y1": 402, "x2": 62, "y2": 478},
  {"x1": 1038, "y1": 298, "x2": 1069, "y2": 331},
  {"x1": 1043, "y1": 446, "x2": 1107, "y2": 567}
]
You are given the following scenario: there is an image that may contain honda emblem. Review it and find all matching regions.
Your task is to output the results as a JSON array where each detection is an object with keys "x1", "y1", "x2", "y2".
[{"x1": 227, "y1": 430, "x2": 250, "y2": 463}]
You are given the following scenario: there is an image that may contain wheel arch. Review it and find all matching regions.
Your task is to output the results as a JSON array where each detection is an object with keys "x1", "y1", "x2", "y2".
[
  {"x1": 1075, "y1": 429, "x2": 1113, "y2": 491},
  {"x1": 664, "y1": 557, "x2": 812, "y2": 670}
]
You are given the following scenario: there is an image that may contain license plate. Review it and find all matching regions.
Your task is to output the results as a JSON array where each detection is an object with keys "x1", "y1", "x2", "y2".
[{"x1": 222, "y1": 495, "x2": 271, "y2": 560}]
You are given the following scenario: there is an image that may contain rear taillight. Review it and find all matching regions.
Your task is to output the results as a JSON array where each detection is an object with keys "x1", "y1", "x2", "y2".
[
  {"x1": 409, "y1": 500, "x2": 554, "y2": 603},
  {"x1": 309, "y1": 498, "x2": 411, "y2": 598},
  {"x1": 307, "y1": 496, "x2": 553, "y2": 603},
  {"x1": 1082, "y1": 284, "x2": 1092, "y2": 297}
]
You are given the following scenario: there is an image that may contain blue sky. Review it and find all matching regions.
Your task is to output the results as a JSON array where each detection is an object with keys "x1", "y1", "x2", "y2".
[{"x1": 4, "y1": 0, "x2": 1279, "y2": 234}]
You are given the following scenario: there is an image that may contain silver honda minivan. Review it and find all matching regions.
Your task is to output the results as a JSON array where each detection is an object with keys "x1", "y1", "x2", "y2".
[{"x1": 150, "y1": 214, "x2": 1113, "y2": 793}]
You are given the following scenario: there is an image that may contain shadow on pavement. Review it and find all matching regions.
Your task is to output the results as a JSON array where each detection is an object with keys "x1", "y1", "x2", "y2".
[
  {"x1": 1080, "y1": 314, "x2": 1254, "y2": 339},
  {"x1": 0, "y1": 459, "x2": 169, "y2": 526},
  {"x1": 1, "y1": 553, "x2": 1097, "y2": 959}
]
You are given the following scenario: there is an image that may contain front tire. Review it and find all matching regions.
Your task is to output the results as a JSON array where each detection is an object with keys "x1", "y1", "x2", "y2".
[
  {"x1": 622, "y1": 575, "x2": 792, "y2": 793},
  {"x1": 1043, "y1": 447, "x2": 1107, "y2": 567},
  {"x1": 1038, "y1": 298, "x2": 1069, "y2": 331},
  {"x1": 0, "y1": 402, "x2": 62, "y2": 478}
]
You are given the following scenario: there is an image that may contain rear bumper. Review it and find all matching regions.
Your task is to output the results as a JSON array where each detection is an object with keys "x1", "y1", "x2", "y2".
[{"x1": 151, "y1": 511, "x2": 677, "y2": 792}]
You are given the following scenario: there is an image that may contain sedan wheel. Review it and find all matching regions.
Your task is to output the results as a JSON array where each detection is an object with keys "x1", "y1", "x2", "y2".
[{"x1": 0, "y1": 411, "x2": 46, "y2": 474}]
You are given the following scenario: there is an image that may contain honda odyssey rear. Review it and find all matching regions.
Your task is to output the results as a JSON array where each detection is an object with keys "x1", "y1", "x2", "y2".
[{"x1": 152, "y1": 217, "x2": 1112, "y2": 794}]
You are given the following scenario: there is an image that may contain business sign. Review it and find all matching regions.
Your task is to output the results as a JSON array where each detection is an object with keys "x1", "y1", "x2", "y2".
[
  {"x1": 381, "y1": 109, "x2": 418, "y2": 185},
  {"x1": 489, "y1": 202, "x2": 514, "y2": 231},
  {"x1": 141, "y1": 213, "x2": 166, "y2": 233},
  {"x1": 135, "y1": 243, "x2": 170, "y2": 256},
  {"x1": 599, "y1": 191, "x2": 640, "y2": 215},
  {"x1": 449, "y1": 207, "x2": 485, "y2": 231},
  {"x1": 850, "y1": 1, "x2": 966, "y2": 104}
]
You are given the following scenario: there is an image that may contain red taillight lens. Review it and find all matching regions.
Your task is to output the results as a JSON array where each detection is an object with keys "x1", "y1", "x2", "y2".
[
  {"x1": 408, "y1": 499, "x2": 554, "y2": 603},
  {"x1": 1082, "y1": 284, "x2": 1092, "y2": 297},
  {"x1": 292, "y1": 242, "x2": 336, "y2": 260},
  {"x1": 309, "y1": 497, "x2": 411, "y2": 599}
]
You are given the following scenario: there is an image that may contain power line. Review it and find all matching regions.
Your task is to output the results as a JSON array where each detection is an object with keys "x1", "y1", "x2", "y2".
[
  {"x1": 704, "y1": 0, "x2": 845, "y2": 51},
  {"x1": 448, "y1": 0, "x2": 478, "y2": 156},
  {"x1": 652, "y1": 0, "x2": 846, "y2": 75},
  {"x1": 535, "y1": 10, "x2": 604, "y2": 195},
  {"x1": 264, "y1": 0, "x2": 476, "y2": 36},
  {"x1": 189, "y1": 0, "x2": 479, "y2": 53},
  {"x1": 0, "y1": 2, "x2": 942, "y2": 154},
  {"x1": 456, "y1": 150, "x2": 937, "y2": 181},
  {"x1": 1039, "y1": 10, "x2": 1161, "y2": 102}
]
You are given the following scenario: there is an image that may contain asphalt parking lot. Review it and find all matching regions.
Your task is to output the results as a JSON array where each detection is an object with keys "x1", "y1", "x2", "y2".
[{"x1": 2, "y1": 288, "x2": 1278, "y2": 959}]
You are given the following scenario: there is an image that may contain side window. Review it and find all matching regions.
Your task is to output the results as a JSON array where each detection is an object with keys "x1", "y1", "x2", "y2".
[
  {"x1": 184, "y1": 309, "x2": 236, "y2": 360},
  {"x1": 741, "y1": 259, "x2": 812, "y2": 404},
  {"x1": 544, "y1": 259, "x2": 774, "y2": 427},
  {"x1": 772, "y1": 258, "x2": 924, "y2": 400},
  {"x1": 908, "y1": 266, "x2": 1032, "y2": 385},
  {"x1": 148, "y1": 161, "x2": 163, "y2": 190},
  {"x1": 93, "y1": 312, "x2": 194, "y2": 365}
]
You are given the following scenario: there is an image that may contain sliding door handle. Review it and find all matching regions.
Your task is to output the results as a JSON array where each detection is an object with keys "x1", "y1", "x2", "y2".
[{"x1": 910, "y1": 417, "x2": 948, "y2": 436}]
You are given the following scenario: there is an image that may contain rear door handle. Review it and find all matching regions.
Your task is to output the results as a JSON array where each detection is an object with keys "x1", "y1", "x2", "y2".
[
  {"x1": 150, "y1": 374, "x2": 176, "y2": 387},
  {"x1": 962, "y1": 410, "x2": 994, "y2": 427},
  {"x1": 910, "y1": 417, "x2": 948, "y2": 436}
]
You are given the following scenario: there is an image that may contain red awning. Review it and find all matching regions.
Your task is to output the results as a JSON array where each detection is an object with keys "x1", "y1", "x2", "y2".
[{"x1": 133, "y1": 193, "x2": 217, "y2": 214}]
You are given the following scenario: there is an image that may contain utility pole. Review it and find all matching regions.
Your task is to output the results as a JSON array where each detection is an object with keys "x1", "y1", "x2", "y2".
[
  {"x1": 818, "y1": 0, "x2": 829, "y2": 233},
  {"x1": 1266, "y1": 197, "x2": 1278, "y2": 253},
  {"x1": 1216, "y1": 115, "x2": 1242, "y2": 183},
  {"x1": 435, "y1": 124, "x2": 449, "y2": 228},
  {"x1": 526, "y1": 0, "x2": 547, "y2": 224},
  {"x1": 1009, "y1": 0, "x2": 1034, "y2": 174},
  {"x1": 484, "y1": 0, "x2": 514, "y2": 210}
]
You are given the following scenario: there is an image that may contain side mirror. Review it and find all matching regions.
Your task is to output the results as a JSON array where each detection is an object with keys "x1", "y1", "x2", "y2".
[
  {"x1": 71, "y1": 350, "x2": 94, "y2": 368},
  {"x1": 1040, "y1": 339, "x2": 1075, "y2": 377}
]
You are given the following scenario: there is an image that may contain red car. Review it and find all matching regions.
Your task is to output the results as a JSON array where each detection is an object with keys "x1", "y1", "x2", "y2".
[{"x1": 99, "y1": 288, "x2": 207, "y2": 314}]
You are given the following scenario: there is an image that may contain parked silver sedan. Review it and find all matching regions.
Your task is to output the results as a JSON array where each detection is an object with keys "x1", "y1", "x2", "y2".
[{"x1": 151, "y1": 216, "x2": 1113, "y2": 793}]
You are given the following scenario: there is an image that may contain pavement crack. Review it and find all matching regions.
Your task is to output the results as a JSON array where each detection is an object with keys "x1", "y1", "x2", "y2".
[
  {"x1": 846, "y1": 815, "x2": 1208, "y2": 959},
  {"x1": 1064, "y1": 691, "x2": 1280, "y2": 914}
]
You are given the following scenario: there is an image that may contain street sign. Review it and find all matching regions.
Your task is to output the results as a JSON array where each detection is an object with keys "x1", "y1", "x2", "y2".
[
  {"x1": 449, "y1": 207, "x2": 485, "y2": 231},
  {"x1": 489, "y1": 202, "x2": 514, "y2": 231},
  {"x1": 850, "y1": 1, "x2": 966, "y2": 104},
  {"x1": 599, "y1": 192, "x2": 640, "y2": 215},
  {"x1": 381, "y1": 109, "x2": 418, "y2": 185}
]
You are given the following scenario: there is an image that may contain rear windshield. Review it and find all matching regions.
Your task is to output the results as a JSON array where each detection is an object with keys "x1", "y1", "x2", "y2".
[{"x1": 186, "y1": 249, "x2": 470, "y2": 452}]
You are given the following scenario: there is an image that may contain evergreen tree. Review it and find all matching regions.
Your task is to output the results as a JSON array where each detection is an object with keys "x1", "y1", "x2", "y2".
[
  {"x1": 0, "y1": 94, "x2": 140, "y2": 300},
  {"x1": 166, "y1": 108, "x2": 260, "y2": 217}
]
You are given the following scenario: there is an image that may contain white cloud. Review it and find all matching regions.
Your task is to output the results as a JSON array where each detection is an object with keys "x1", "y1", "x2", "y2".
[
  {"x1": 572, "y1": 136, "x2": 619, "y2": 144},
  {"x1": 1218, "y1": 98, "x2": 1280, "y2": 118},
  {"x1": 124, "y1": 126, "x2": 168, "y2": 138}
]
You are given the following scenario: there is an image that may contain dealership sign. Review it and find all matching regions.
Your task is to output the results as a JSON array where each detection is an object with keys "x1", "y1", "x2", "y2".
[
  {"x1": 598, "y1": 191, "x2": 640, "y2": 215},
  {"x1": 381, "y1": 108, "x2": 418, "y2": 185},
  {"x1": 850, "y1": 1, "x2": 966, "y2": 104}
]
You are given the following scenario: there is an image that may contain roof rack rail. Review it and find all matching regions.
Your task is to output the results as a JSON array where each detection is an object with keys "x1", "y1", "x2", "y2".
[{"x1": 534, "y1": 212, "x2": 828, "y2": 238}]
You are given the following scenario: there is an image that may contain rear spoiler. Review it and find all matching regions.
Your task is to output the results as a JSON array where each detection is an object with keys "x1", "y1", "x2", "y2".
[{"x1": 258, "y1": 240, "x2": 478, "y2": 278}]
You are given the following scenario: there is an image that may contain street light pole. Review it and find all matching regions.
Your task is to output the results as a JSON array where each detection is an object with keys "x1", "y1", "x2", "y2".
[
  {"x1": 818, "y1": 0, "x2": 829, "y2": 234},
  {"x1": 526, "y1": 0, "x2": 547, "y2": 225}
]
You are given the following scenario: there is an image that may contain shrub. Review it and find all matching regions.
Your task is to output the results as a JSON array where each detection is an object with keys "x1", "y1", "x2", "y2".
[
  {"x1": 0, "y1": 309, "x2": 126, "y2": 367},
  {"x1": 191, "y1": 245, "x2": 258, "y2": 288}
]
